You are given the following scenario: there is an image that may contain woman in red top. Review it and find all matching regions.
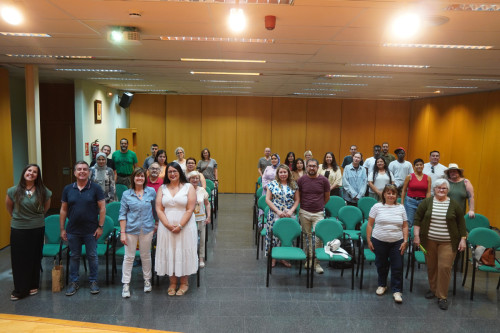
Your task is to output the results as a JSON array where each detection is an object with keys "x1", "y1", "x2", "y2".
[{"x1": 401, "y1": 158, "x2": 431, "y2": 227}]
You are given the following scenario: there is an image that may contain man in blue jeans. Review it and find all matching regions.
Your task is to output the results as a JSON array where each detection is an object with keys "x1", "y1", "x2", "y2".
[{"x1": 60, "y1": 161, "x2": 106, "y2": 296}]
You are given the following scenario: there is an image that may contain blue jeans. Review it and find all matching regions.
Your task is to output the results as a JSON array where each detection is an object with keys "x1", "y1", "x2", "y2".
[
  {"x1": 67, "y1": 233, "x2": 98, "y2": 283},
  {"x1": 371, "y1": 237, "x2": 404, "y2": 293},
  {"x1": 404, "y1": 196, "x2": 424, "y2": 228}
]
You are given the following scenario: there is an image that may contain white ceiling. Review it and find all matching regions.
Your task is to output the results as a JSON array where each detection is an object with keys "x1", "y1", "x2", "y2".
[{"x1": 1, "y1": 0, "x2": 499, "y2": 100}]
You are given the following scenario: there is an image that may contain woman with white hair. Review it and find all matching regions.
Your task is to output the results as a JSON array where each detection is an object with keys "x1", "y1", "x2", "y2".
[
  {"x1": 413, "y1": 178, "x2": 467, "y2": 310},
  {"x1": 173, "y1": 147, "x2": 187, "y2": 174},
  {"x1": 187, "y1": 171, "x2": 211, "y2": 268}
]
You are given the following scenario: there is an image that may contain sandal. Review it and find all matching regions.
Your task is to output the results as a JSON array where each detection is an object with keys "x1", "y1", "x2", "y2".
[
  {"x1": 176, "y1": 284, "x2": 189, "y2": 296},
  {"x1": 280, "y1": 260, "x2": 292, "y2": 268},
  {"x1": 167, "y1": 285, "x2": 177, "y2": 296},
  {"x1": 271, "y1": 259, "x2": 276, "y2": 268},
  {"x1": 29, "y1": 289, "x2": 39, "y2": 296}
]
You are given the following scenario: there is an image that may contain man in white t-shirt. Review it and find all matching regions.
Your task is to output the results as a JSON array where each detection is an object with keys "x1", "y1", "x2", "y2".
[
  {"x1": 388, "y1": 147, "x2": 413, "y2": 194},
  {"x1": 423, "y1": 150, "x2": 446, "y2": 194}
]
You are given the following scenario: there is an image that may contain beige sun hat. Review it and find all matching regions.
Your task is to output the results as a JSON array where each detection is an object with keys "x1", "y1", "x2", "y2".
[{"x1": 444, "y1": 163, "x2": 464, "y2": 178}]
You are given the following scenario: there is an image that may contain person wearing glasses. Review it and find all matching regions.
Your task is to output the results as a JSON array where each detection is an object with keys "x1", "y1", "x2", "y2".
[
  {"x1": 423, "y1": 151, "x2": 446, "y2": 194},
  {"x1": 413, "y1": 179, "x2": 467, "y2": 311},
  {"x1": 173, "y1": 147, "x2": 187, "y2": 174},
  {"x1": 297, "y1": 158, "x2": 330, "y2": 274},
  {"x1": 155, "y1": 162, "x2": 197, "y2": 296}
]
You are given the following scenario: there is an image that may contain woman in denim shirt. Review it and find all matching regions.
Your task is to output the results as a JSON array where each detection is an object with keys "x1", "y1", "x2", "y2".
[{"x1": 118, "y1": 168, "x2": 157, "y2": 298}]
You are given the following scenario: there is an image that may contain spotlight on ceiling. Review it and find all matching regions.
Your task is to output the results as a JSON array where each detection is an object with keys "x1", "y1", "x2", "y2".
[
  {"x1": 1, "y1": 5, "x2": 23, "y2": 25},
  {"x1": 228, "y1": 8, "x2": 246, "y2": 33},
  {"x1": 107, "y1": 26, "x2": 141, "y2": 44},
  {"x1": 390, "y1": 12, "x2": 421, "y2": 39}
]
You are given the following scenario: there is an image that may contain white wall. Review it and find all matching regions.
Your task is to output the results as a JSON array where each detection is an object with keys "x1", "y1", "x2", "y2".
[{"x1": 74, "y1": 80, "x2": 128, "y2": 163}]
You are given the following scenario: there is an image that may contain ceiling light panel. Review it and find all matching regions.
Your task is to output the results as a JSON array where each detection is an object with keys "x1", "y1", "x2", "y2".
[
  {"x1": 0, "y1": 32, "x2": 51, "y2": 37},
  {"x1": 190, "y1": 71, "x2": 261, "y2": 76},
  {"x1": 55, "y1": 69, "x2": 125, "y2": 72},
  {"x1": 181, "y1": 58, "x2": 266, "y2": 63},
  {"x1": 6, "y1": 54, "x2": 93, "y2": 59},
  {"x1": 161, "y1": 36, "x2": 274, "y2": 43},
  {"x1": 349, "y1": 63, "x2": 430, "y2": 69},
  {"x1": 383, "y1": 43, "x2": 493, "y2": 50}
]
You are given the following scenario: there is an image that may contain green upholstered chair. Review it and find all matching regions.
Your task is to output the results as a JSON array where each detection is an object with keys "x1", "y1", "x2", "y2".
[
  {"x1": 357, "y1": 197, "x2": 377, "y2": 223},
  {"x1": 266, "y1": 218, "x2": 308, "y2": 288},
  {"x1": 311, "y1": 219, "x2": 354, "y2": 289},
  {"x1": 43, "y1": 215, "x2": 67, "y2": 263},
  {"x1": 324, "y1": 196, "x2": 346, "y2": 220},
  {"x1": 462, "y1": 213, "x2": 490, "y2": 286},
  {"x1": 115, "y1": 184, "x2": 128, "y2": 201},
  {"x1": 357, "y1": 222, "x2": 376, "y2": 289},
  {"x1": 465, "y1": 227, "x2": 500, "y2": 300},
  {"x1": 257, "y1": 206, "x2": 269, "y2": 259}
]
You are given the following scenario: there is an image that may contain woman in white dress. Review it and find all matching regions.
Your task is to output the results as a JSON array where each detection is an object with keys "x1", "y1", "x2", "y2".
[{"x1": 155, "y1": 162, "x2": 197, "y2": 296}]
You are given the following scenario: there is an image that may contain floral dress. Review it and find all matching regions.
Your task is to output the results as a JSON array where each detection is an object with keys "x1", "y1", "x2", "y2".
[{"x1": 265, "y1": 180, "x2": 297, "y2": 254}]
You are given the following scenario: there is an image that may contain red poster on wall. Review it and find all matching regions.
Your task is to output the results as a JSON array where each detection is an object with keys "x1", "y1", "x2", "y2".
[{"x1": 85, "y1": 142, "x2": 89, "y2": 156}]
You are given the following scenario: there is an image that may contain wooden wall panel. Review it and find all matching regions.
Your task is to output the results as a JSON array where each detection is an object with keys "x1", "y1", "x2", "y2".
[
  {"x1": 306, "y1": 99, "x2": 342, "y2": 163},
  {"x1": 235, "y1": 96, "x2": 272, "y2": 193},
  {"x1": 271, "y1": 97, "x2": 307, "y2": 161},
  {"x1": 374, "y1": 100, "x2": 410, "y2": 157},
  {"x1": 0, "y1": 68, "x2": 13, "y2": 248},
  {"x1": 340, "y1": 100, "x2": 376, "y2": 160},
  {"x1": 129, "y1": 94, "x2": 166, "y2": 164},
  {"x1": 424, "y1": 98, "x2": 457, "y2": 162},
  {"x1": 201, "y1": 96, "x2": 237, "y2": 193},
  {"x1": 477, "y1": 91, "x2": 500, "y2": 227},
  {"x1": 408, "y1": 100, "x2": 430, "y2": 162},
  {"x1": 166, "y1": 95, "x2": 201, "y2": 163}
]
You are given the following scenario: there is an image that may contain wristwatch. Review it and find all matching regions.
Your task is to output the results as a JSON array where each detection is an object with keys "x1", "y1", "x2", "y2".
[{"x1": 98, "y1": 225, "x2": 104, "y2": 229}]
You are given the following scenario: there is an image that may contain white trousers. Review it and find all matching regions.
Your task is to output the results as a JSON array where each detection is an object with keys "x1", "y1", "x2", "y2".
[{"x1": 121, "y1": 230, "x2": 154, "y2": 284}]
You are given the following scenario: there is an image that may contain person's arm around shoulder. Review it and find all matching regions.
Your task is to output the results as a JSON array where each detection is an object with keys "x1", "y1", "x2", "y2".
[
  {"x1": 464, "y1": 178, "x2": 475, "y2": 218},
  {"x1": 400, "y1": 175, "x2": 411, "y2": 205}
]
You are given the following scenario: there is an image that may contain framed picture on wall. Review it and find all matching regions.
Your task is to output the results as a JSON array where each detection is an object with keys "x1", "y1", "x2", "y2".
[{"x1": 94, "y1": 100, "x2": 102, "y2": 123}]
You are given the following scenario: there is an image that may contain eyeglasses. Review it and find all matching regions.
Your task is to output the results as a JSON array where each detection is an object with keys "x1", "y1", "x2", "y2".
[
  {"x1": 167, "y1": 170, "x2": 179, "y2": 174},
  {"x1": 431, "y1": 166, "x2": 435, "y2": 174},
  {"x1": 436, "y1": 187, "x2": 448, "y2": 191},
  {"x1": 307, "y1": 165, "x2": 318, "y2": 168}
]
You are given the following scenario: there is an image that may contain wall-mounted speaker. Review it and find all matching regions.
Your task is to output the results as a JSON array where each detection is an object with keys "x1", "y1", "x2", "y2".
[{"x1": 119, "y1": 92, "x2": 134, "y2": 108}]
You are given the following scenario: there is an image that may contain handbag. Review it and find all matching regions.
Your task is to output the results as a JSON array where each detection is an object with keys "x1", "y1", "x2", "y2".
[
  {"x1": 480, "y1": 248, "x2": 495, "y2": 267},
  {"x1": 51, "y1": 260, "x2": 64, "y2": 292}
]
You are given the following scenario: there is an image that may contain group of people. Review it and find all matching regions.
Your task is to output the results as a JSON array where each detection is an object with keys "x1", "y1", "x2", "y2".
[
  {"x1": 258, "y1": 144, "x2": 475, "y2": 309},
  {"x1": 6, "y1": 143, "x2": 218, "y2": 300}
]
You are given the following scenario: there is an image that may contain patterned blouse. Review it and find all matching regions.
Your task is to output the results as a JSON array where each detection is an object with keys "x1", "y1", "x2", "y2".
[{"x1": 266, "y1": 180, "x2": 297, "y2": 222}]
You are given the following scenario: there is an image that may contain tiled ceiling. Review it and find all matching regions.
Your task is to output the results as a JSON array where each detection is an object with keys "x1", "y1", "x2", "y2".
[{"x1": 1, "y1": 0, "x2": 499, "y2": 100}]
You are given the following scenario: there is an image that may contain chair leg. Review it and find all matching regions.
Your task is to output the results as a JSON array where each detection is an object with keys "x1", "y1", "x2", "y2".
[
  {"x1": 453, "y1": 253, "x2": 459, "y2": 296},
  {"x1": 462, "y1": 249, "x2": 470, "y2": 286},
  {"x1": 497, "y1": 276, "x2": 500, "y2": 290},
  {"x1": 401, "y1": 253, "x2": 404, "y2": 292},
  {"x1": 410, "y1": 251, "x2": 415, "y2": 292},
  {"x1": 105, "y1": 251, "x2": 109, "y2": 285},
  {"x1": 266, "y1": 252, "x2": 271, "y2": 287},
  {"x1": 351, "y1": 258, "x2": 354, "y2": 290},
  {"x1": 470, "y1": 260, "x2": 476, "y2": 300},
  {"x1": 256, "y1": 230, "x2": 260, "y2": 260},
  {"x1": 205, "y1": 223, "x2": 208, "y2": 262},
  {"x1": 360, "y1": 257, "x2": 364, "y2": 289}
]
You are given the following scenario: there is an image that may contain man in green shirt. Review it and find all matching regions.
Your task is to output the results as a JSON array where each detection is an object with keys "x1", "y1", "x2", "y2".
[
  {"x1": 381, "y1": 142, "x2": 396, "y2": 166},
  {"x1": 112, "y1": 138, "x2": 138, "y2": 188}
]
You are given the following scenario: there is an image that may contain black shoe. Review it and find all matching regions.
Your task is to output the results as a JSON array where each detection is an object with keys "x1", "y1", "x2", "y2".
[
  {"x1": 65, "y1": 282, "x2": 79, "y2": 296},
  {"x1": 425, "y1": 290, "x2": 435, "y2": 299},
  {"x1": 438, "y1": 298, "x2": 448, "y2": 310}
]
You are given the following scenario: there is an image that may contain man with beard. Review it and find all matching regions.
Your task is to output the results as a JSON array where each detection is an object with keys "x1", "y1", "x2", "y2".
[
  {"x1": 297, "y1": 158, "x2": 330, "y2": 274},
  {"x1": 112, "y1": 138, "x2": 138, "y2": 188}
]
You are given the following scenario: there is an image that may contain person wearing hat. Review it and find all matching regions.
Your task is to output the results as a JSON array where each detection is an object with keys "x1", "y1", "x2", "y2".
[
  {"x1": 388, "y1": 147, "x2": 413, "y2": 195},
  {"x1": 445, "y1": 163, "x2": 475, "y2": 218},
  {"x1": 90, "y1": 152, "x2": 116, "y2": 203}
]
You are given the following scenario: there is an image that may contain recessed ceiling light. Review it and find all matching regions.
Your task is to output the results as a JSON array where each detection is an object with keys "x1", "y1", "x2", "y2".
[
  {"x1": 444, "y1": 4, "x2": 500, "y2": 11},
  {"x1": 458, "y1": 78, "x2": 500, "y2": 82},
  {"x1": 6, "y1": 54, "x2": 93, "y2": 59},
  {"x1": 426, "y1": 85, "x2": 478, "y2": 89},
  {"x1": 55, "y1": 69, "x2": 125, "y2": 72},
  {"x1": 390, "y1": 12, "x2": 421, "y2": 39},
  {"x1": 1, "y1": 6, "x2": 23, "y2": 25},
  {"x1": 313, "y1": 82, "x2": 367, "y2": 86},
  {"x1": 160, "y1": 36, "x2": 274, "y2": 43},
  {"x1": 383, "y1": 43, "x2": 493, "y2": 50},
  {"x1": 0, "y1": 32, "x2": 51, "y2": 37},
  {"x1": 228, "y1": 8, "x2": 246, "y2": 32},
  {"x1": 181, "y1": 58, "x2": 266, "y2": 63},
  {"x1": 89, "y1": 77, "x2": 143, "y2": 81},
  {"x1": 190, "y1": 71, "x2": 261, "y2": 76},
  {"x1": 292, "y1": 92, "x2": 336, "y2": 96},
  {"x1": 324, "y1": 74, "x2": 392, "y2": 79},
  {"x1": 349, "y1": 63, "x2": 430, "y2": 69}
]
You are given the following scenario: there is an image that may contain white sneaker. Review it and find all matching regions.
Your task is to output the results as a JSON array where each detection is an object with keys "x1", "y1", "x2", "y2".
[
  {"x1": 122, "y1": 284, "x2": 131, "y2": 298},
  {"x1": 144, "y1": 280, "x2": 152, "y2": 293},
  {"x1": 199, "y1": 259, "x2": 205, "y2": 268},
  {"x1": 393, "y1": 292, "x2": 403, "y2": 303},
  {"x1": 314, "y1": 264, "x2": 324, "y2": 274},
  {"x1": 376, "y1": 286, "x2": 387, "y2": 296}
]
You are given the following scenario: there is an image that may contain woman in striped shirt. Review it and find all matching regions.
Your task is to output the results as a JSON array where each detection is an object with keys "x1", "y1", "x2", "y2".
[
  {"x1": 413, "y1": 179, "x2": 467, "y2": 311},
  {"x1": 366, "y1": 184, "x2": 409, "y2": 303}
]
